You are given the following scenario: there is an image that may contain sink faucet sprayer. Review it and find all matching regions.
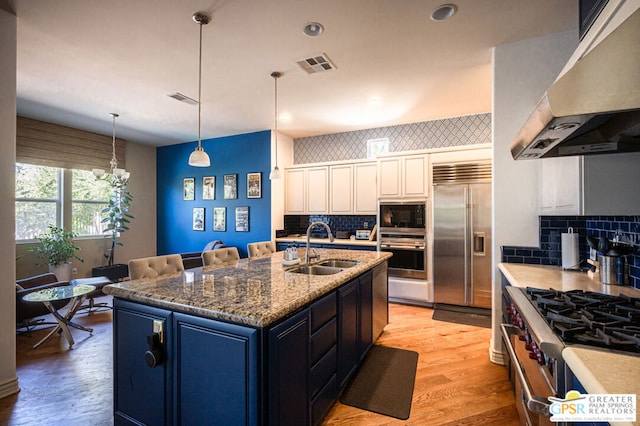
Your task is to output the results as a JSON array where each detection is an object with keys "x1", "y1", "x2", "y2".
[{"x1": 305, "y1": 222, "x2": 334, "y2": 264}]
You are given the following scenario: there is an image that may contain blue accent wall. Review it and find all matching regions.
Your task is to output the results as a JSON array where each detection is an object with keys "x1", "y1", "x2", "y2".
[{"x1": 156, "y1": 131, "x2": 271, "y2": 258}]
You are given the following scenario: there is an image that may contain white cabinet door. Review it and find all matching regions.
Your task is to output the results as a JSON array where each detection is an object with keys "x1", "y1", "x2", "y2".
[
  {"x1": 403, "y1": 155, "x2": 427, "y2": 197},
  {"x1": 378, "y1": 158, "x2": 401, "y2": 198},
  {"x1": 307, "y1": 167, "x2": 328, "y2": 213},
  {"x1": 285, "y1": 169, "x2": 306, "y2": 214},
  {"x1": 354, "y1": 163, "x2": 377, "y2": 214},
  {"x1": 539, "y1": 157, "x2": 581, "y2": 215},
  {"x1": 330, "y1": 164, "x2": 353, "y2": 214}
]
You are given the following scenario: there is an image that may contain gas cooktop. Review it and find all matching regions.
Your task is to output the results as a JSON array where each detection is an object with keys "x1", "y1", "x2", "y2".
[{"x1": 525, "y1": 288, "x2": 640, "y2": 354}]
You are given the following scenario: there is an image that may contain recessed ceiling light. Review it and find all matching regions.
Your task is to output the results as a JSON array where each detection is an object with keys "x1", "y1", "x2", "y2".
[
  {"x1": 303, "y1": 22, "x2": 324, "y2": 37},
  {"x1": 430, "y1": 4, "x2": 457, "y2": 21}
]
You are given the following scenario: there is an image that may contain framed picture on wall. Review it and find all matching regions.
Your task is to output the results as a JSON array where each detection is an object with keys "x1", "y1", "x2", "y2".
[
  {"x1": 213, "y1": 207, "x2": 226, "y2": 231},
  {"x1": 235, "y1": 206, "x2": 249, "y2": 232},
  {"x1": 203, "y1": 176, "x2": 215, "y2": 200},
  {"x1": 247, "y1": 172, "x2": 261, "y2": 198},
  {"x1": 183, "y1": 177, "x2": 195, "y2": 201},
  {"x1": 224, "y1": 174, "x2": 238, "y2": 199},
  {"x1": 192, "y1": 207, "x2": 205, "y2": 231}
]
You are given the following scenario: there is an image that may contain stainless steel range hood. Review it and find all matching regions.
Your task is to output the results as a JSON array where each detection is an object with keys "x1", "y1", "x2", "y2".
[{"x1": 511, "y1": 8, "x2": 640, "y2": 160}]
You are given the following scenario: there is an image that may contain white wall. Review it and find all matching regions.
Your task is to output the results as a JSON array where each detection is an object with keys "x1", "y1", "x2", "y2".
[
  {"x1": 490, "y1": 30, "x2": 577, "y2": 363},
  {"x1": 271, "y1": 130, "x2": 293, "y2": 238},
  {"x1": 0, "y1": 7, "x2": 18, "y2": 399}
]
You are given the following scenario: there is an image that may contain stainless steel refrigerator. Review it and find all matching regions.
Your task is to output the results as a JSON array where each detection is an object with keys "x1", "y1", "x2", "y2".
[{"x1": 432, "y1": 163, "x2": 492, "y2": 308}]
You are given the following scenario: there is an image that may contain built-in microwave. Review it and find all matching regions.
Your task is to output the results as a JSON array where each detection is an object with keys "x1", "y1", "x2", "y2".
[{"x1": 379, "y1": 201, "x2": 426, "y2": 231}]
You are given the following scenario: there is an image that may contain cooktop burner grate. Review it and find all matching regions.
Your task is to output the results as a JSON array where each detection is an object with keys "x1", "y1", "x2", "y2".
[{"x1": 525, "y1": 287, "x2": 640, "y2": 353}]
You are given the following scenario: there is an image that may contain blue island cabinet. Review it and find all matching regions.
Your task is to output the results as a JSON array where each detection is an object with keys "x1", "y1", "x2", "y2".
[
  {"x1": 113, "y1": 299, "x2": 259, "y2": 426},
  {"x1": 113, "y1": 269, "x2": 377, "y2": 426}
]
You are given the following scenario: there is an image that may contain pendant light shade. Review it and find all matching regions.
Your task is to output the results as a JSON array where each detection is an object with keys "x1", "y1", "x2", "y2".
[
  {"x1": 188, "y1": 12, "x2": 211, "y2": 167},
  {"x1": 269, "y1": 71, "x2": 282, "y2": 180}
]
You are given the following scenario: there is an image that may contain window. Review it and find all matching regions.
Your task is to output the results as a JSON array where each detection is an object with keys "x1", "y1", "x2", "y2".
[
  {"x1": 15, "y1": 163, "x2": 112, "y2": 241},
  {"x1": 15, "y1": 164, "x2": 60, "y2": 240},
  {"x1": 367, "y1": 138, "x2": 389, "y2": 159},
  {"x1": 72, "y1": 169, "x2": 112, "y2": 236}
]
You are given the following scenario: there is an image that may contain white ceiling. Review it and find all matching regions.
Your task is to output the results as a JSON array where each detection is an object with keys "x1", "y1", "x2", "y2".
[{"x1": 14, "y1": 0, "x2": 577, "y2": 146}]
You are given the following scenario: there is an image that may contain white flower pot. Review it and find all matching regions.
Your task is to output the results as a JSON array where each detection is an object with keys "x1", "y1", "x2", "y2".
[{"x1": 50, "y1": 262, "x2": 73, "y2": 282}]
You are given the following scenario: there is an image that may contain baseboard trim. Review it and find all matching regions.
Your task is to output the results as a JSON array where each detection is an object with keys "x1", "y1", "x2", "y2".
[
  {"x1": 0, "y1": 376, "x2": 20, "y2": 399},
  {"x1": 489, "y1": 344, "x2": 506, "y2": 366}
]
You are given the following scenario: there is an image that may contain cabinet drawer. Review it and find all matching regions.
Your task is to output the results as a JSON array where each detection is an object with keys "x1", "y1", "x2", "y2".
[
  {"x1": 311, "y1": 318, "x2": 337, "y2": 364},
  {"x1": 311, "y1": 291, "x2": 337, "y2": 333},
  {"x1": 309, "y1": 345, "x2": 337, "y2": 400},
  {"x1": 311, "y1": 373, "x2": 338, "y2": 426}
]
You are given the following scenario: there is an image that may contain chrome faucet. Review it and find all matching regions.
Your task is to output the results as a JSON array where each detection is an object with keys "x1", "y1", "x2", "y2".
[{"x1": 305, "y1": 221, "x2": 334, "y2": 264}]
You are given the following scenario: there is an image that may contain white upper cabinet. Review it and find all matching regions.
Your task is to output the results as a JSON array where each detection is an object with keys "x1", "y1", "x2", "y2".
[
  {"x1": 285, "y1": 168, "x2": 306, "y2": 214},
  {"x1": 329, "y1": 164, "x2": 353, "y2": 214},
  {"x1": 539, "y1": 152, "x2": 640, "y2": 215},
  {"x1": 353, "y1": 162, "x2": 378, "y2": 214},
  {"x1": 307, "y1": 167, "x2": 328, "y2": 214},
  {"x1": 378, "y1": 154, "x2": 428, "y2": 199},
  {"x1": 284, "y1": 166, "x2": 328, "y2": 214}
]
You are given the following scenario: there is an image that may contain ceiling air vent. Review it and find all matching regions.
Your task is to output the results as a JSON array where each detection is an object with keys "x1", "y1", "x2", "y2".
[
  {"x1": 167, "y1": 92, "x2": 198, "y2": 106},
  {"x1": 296, "y1": 53, "x2": 337, "y2": 74}
]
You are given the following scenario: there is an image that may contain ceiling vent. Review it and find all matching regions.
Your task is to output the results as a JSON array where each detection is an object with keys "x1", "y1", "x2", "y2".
[
  {"x1": 296, "y1": 53, "x2": 337, "y2": 74},
  {"x1": 167, "y1": 92, "x2": 198, "y2": 106}
]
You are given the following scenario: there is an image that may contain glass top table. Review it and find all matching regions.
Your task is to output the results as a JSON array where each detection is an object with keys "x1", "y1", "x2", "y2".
[{"x1": 23, "y1": 284, "x2": 95, "y2": 348}]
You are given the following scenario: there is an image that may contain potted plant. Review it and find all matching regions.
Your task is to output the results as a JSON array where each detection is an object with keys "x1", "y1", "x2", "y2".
[
  {"x1": 93, "y1": 175, "x2": 133, "y2": 282},
  {"x1": 29, "y1": 225, "x2": 83, "y2": 282}
]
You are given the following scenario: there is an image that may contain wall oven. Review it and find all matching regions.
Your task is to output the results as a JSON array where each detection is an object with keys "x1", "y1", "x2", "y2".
[{"x1": 379, "y1": 200, "x2": 427, "y2": 280}]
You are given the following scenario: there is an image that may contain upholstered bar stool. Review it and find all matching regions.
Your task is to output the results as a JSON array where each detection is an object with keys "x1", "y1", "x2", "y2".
[
  {"x1": 202, "y1": 247, "x2": 240, "y2": 266},
  {"x1": 128, "y1": 254, "x2": 185, "y2": 280},
  {"x1": 70, "y1": 276, "x2": 113, "y2": 314},
  {"x1": 247, "y1": 241, "x2": 276, "y2": 259}
]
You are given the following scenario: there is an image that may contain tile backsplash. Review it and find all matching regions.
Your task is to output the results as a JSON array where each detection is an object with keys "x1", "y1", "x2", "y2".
[
  {"x1": 283, "y1": 215, "x2": 377, "y2": 238},
  {"x1": 293, "y1": 113, "x2": 491, "y2": 164},
  {"x1": 502, "y1": 216, "x2": 640, "y2": 289}
]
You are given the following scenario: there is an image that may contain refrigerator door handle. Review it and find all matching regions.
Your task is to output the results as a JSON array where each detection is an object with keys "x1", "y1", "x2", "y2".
[{"x1": 464, "y1": 185, "x2": 469, "y2": 305}]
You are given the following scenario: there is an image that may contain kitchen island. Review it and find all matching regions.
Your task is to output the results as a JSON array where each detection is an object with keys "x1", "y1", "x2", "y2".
[
  {"x1": 499, "y1": 263, "x2": 640, "y2": 424},
  {"x1": 104, "y1": 248, "x2": 390, "y2": 426}
]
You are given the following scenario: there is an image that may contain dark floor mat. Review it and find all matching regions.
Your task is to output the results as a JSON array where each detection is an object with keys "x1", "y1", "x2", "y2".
[
  {"x1": 432, "y1": 305, "x2": 491, "y2": 328},
  {"x1": 340, "y1": 345, "x2": 418, "y2": 420}
]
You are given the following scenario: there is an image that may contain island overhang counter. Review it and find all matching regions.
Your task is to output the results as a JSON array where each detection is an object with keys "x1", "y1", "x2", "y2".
[{"x1": 104, "y1": 248, "x2": 391, "y2": 426}]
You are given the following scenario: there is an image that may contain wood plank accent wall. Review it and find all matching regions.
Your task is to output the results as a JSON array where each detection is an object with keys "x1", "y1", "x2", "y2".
[{"x1": 16, "y1": 116, "x2": 126, "y2": 171}]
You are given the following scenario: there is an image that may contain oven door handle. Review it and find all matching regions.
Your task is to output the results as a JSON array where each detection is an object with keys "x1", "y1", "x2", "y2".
[
  {"x1": 380, "y1": 244, "x2": 425, "y2": 250},
  {"x1": 500, "y1": 324, "x2": 551, "y2": 417}
]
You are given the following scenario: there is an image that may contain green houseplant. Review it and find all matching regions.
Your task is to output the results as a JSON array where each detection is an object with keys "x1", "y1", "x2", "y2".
[
  {"x1": 102, "y1": 174, "x2": 134, "y2": 267},
  {"x1": 29, "y1": 225, "x2": 83, "y2": 281}
]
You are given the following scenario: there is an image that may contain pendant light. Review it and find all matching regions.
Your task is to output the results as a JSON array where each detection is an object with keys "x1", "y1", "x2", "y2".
[
  {"x1": 269, "y1": 71, "x2": 282, "y2": 180},
  {"x1": 92, "y1": 113, "x2": 130, "y2": 181},
  {"x1": 188, "y1": 12, "x2": 211, "y2": 167}
]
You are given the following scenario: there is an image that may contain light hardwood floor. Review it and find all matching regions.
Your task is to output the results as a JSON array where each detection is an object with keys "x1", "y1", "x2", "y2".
[{"x1": 1, "y1": 298, "x2": 518, "y2": 425}]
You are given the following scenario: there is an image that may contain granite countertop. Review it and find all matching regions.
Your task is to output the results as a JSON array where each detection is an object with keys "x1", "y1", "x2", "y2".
[
  {"x1": 104, "y1": 249, "x2": 391, "y2": 328},
  {"x1": 276, "y1": 236, "x2": 377, "y2": 247},
  {"x1": 499, "y1": 263, "x2": 640, "y2": 406}
]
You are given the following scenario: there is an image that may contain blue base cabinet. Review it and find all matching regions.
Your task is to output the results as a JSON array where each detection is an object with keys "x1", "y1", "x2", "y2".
[
  {"x1": 114, "y1": 300, "x2": 172, "y2": 426},
  {"x1": 174, "y1": 313, "x2": 259, "y2": 425},
  {"x1": 113, "y1": 268, "x2": 380, "y2": 425}
]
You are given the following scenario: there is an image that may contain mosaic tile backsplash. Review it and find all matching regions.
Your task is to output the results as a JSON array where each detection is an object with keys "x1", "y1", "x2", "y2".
[
  {"x1": 284, "y1": 215, "x2": 377, "y2": 238},
  {"x1": 293, "y1": 113, "x2": 491, "y2": 164},
  {"x1": 502, "y1": 216, "x2": 640, "y2": 289}
]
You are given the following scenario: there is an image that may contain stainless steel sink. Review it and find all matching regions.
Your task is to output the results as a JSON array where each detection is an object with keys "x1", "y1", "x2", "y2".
[
  {"x1": 318, "y1": 259, "x2": 361, "y2": 268},
  {"x1": 287, "y1": 265, "x2": 344, "y2": 275}
]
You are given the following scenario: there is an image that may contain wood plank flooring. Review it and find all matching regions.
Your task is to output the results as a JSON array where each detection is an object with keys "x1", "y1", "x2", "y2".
[{"x1": 0, "y1": 298, "x2": 518, "y2": 425}]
